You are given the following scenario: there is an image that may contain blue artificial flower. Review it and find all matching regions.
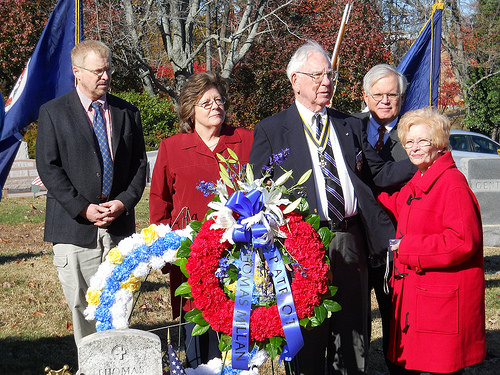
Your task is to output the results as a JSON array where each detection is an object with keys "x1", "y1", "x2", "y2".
[{"x1": 196, "y1": 180, "x2": 216, "y2": 196}]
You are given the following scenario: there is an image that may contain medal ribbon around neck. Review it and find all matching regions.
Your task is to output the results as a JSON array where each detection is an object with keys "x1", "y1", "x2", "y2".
[{"x1": 301, "y1": 113, "x2": 330, "y2": 152}]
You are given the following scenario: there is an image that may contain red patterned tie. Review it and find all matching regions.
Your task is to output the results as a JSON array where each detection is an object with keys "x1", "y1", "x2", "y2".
[{"x1": 374, "y1": 125, "x2": 386, "y2": 153}]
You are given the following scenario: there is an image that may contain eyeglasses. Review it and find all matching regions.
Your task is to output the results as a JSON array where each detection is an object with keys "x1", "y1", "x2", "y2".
[
  {"x1": 195, "y1": 97, "x2": 226, "y2": 110},
  {"x1": 403, "y1": 138, "x2": 433, "y2": 149},
  {"x1": 369, "y1": 93, "x2": 401, "y2": 102},
  {"x1": 76, "y1": 66, "x2": 114, "y2": 78},
  {"x1": 296, "y1": 70, "x2": 339, "y2": 83}
]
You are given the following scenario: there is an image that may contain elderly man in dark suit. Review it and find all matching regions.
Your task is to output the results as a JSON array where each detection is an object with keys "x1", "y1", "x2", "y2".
[
  {"x1": 354, "y1": 64, "x2": 410, "y2": 375},
  {"x1": 250, "y1": 41, "x2": 414, "y2": 374},
  {"x1": 36, "y1": 40, "x2": 147, "y2": 344}
]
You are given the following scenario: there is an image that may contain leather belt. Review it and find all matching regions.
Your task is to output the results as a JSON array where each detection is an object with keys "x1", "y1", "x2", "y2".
[{"x1": 320, "y1": 214, "x2": 360, "y2": 232}]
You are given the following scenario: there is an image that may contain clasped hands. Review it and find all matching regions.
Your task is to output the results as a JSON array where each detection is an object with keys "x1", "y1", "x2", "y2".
[{"x1": 80, "y1": 200, "x2": 126, "y2": 227}]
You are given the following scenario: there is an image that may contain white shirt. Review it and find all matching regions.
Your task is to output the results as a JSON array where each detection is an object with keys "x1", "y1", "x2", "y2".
[
  {"x1": 295, "y1": 100, "x2": 357, "y2": 221},
  {"x1": 367, "y1": 115, "x2": 398, "y2": 148}
]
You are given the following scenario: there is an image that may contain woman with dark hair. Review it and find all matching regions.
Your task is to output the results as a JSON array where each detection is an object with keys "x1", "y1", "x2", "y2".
[{"x1": 149, "y1": 71, "x2": 253, "y2": 367}]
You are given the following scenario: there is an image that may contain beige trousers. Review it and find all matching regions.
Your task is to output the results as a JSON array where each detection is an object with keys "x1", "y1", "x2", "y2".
[{"x1": 53, "y1": 228, "x2": 116, "y2": 344}]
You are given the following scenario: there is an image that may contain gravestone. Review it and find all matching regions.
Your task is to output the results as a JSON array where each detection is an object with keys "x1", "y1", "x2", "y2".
[
  {"x1": 460, "y1": 157, "x2": 500, "y2": 247},
  {"x1": 78, "y1": 329, "x2": 162, "y2": 375}
]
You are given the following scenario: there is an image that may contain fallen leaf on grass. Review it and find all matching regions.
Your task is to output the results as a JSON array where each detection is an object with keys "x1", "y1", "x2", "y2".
[
  {"x1": 33, "y1": 311, "x2": 44, "y2": 317},
  {"x1": 139, "y1": 301, "x2": 153, "y2": 310},
  {"x1": 488, "y1": 319, "x2": 497, "y2": 325},
  {"x1": 2, "y1": 282, "x2": 13, "y2": 288},
  {"x1": 66, "y1": 321, "x2": 73, "y2": 330}
]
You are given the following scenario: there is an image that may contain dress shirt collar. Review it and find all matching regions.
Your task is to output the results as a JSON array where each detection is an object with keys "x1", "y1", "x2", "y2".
[
  {"x1": 368, "y1": 115, "x2": 398, "y2": 135},
  {"x1": 76, "y1": 85, "x2": 108, "y2": 112},
  {"x1": 295, "y1": 100, "x2": 327, "y2": 130}
]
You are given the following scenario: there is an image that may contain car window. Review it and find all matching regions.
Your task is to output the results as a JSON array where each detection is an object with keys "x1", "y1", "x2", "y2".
[
  {"x1": 471, "y1": 136, "x2": 500, "y2": 154},
  {"x1": 449, "y1": 135, "x2": 469, "y2": 151}
]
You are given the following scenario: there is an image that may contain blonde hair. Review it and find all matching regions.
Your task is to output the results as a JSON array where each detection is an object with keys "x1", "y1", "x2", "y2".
[
  {"x1": 398, "y1": 107, "x2": 450, "y2": 151},
  {"x1": 71, "y1": 40, "x2": 111, "y2": 67}
]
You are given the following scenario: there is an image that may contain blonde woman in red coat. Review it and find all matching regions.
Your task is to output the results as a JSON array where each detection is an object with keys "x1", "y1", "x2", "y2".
[{"x1": 378, "y1": 107, "x2": 485, "y2": 374}]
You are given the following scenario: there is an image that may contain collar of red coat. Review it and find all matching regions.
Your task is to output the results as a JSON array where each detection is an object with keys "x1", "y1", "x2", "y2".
[
  {"x1": 176, "y1": 124, "x2": 244, "y2": 150},
  {"x1": 408, "y1": 151, "x2": 457, "y2": 194}
]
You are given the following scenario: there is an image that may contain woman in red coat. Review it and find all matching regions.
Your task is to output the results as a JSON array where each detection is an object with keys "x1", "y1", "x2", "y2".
[
  {"x1": 378, "y1": 107, "x2": 485, "y2": 374},
  {"x1": 149, "y1": 72, "x2": 253, "y2": 367}
]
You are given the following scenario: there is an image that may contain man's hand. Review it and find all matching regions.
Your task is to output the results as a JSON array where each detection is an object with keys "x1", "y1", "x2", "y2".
[
  {"x1": 80, "y1": 204, "x2": 111, "y2": 226},
  {"x1": 80, "y1": 200, "x2": 126, "y2": 227},
  {"x1": 97, "y1": 200, "x2": 126, "y2": 226}
]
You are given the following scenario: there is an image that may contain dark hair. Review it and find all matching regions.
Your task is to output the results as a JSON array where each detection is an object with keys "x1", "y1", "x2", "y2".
[{"x1": 177, "y1": 72, "x2": 229, "y2": 133}]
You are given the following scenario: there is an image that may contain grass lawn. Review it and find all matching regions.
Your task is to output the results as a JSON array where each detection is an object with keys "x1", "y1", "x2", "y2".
[{"x1": 0, "y1": 189, "x2": 499, "y2": 374}]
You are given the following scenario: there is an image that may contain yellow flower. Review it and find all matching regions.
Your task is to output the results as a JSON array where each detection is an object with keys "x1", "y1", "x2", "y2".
[
  {"x1": 107, "y1": 247, "x2": 124, "y2": 264},
  {"x1": 142, "y1": 224, "x2": 159, "y2": 246},
  {"x1": 86, "y1": 288, "x2": 101, "y2": 306},
  {"x1": 121, "y1": 275, "x2": 141, "y2": 293},
  {"x1": 227, "y1": 282, "x2": 237, "y2": 294},
  {"x1": 222, "y1": 350, "x2": 232, "y2": 365}
]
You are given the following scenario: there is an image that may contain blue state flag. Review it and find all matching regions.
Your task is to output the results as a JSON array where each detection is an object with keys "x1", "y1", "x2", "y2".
[
  {"x1": 398, "y1": 1, "x2": 444, "y2": 115},
  {"x1": 0, "y1": 0, "x2": 83, "y2": 199}
]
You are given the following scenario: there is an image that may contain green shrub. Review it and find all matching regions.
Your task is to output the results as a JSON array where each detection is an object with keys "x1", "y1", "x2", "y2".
[{"x1": 115, "y1": 91, "x2": 178, "y2": 150}]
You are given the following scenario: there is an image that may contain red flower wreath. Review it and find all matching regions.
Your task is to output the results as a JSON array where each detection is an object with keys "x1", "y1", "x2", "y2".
[{"x1": 185, "y1": 212, "x2": 329, "y2": 342}]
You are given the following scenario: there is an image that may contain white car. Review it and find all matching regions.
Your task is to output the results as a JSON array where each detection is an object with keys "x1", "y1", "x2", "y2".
[{"x1": 449, "y1": 129, "x2": 500, "y2": 169}]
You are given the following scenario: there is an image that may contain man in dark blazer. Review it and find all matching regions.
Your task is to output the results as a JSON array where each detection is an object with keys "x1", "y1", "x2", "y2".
[
  {"x1": 250, "y1": 42, "x2": 414, "y2": 374},
  {"x1": 36, "y1": 40, "x2": 147, "y2": 344},
  {"x1": 354, "y1": 64, "x2": 411, "y2": 375}
]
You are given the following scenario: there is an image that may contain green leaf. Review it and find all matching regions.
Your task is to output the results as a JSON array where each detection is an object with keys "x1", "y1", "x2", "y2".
[
  {"x1": 323, "y1": 299, "x2": 342, "y2": 312},
  {"x1": 265, "y1": 337, "x2": 284, "y2": 359},
  {"x1": 318, "y1": 227, "x2": 335, "y2": 250},
  {"x1": 172, "y1": 258, "x2": 188, "y2": 277},
  {"x1": 227, "y1": 264, "x2": 239, "y2": 281},
  {"x1": 184, "y1": 308, "x2": 208, "y2": 325},
  {"x1": 176, "y1": 240, "x2": 192, "y2": 258},
  {"x1": 314, "y1": 305, "x2": 327, "y2": 324},
  {"x1": 174, "y1": 281, "x2": 191, "y2": 297},
  {"x1": 219, "y1": 334, "x2": 233, "y2": 351},
  {"x1": 324, "y1": 285, "x2": 339, "y2": 298},
  {"x1": 300, "y1": 316, "x2": 311, "y2": 328},
  {"x1": 189, "y1": 221, "x2": 202, "y2": 233},
  {"x1": 305, "y1": 214, "x2": 321, "y2": 230},
  {"x1": 296, "y1": 169, "x2": 312, "y2": 185},
  {"x1": 192, "y1": 323, "x2": 210, "y2": 336},
  {"x1": 297, "y1": 198, "x2": 309, "y2": 212}
]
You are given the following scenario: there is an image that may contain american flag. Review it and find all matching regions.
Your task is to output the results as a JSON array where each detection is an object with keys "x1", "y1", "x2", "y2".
[
  {"x1": 32, "y1": 176, "x2": 44, "y2": 187},
  {"x1": 167, "y1": 343, "x2": 186, "y2": 375}
]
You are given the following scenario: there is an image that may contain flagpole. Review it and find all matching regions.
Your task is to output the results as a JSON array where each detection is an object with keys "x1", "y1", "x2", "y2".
[{"x1": 329, "y1": 2, "x2": 352, "y2": 106}]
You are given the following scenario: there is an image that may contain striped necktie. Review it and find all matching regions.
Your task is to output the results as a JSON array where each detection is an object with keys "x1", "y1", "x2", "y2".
[
  {"x1": 315, "y1": 114, "x2": 345, "y2": 224},
  {"x1": 91, "y1": 102, "x2": 113, "y2": 197}
]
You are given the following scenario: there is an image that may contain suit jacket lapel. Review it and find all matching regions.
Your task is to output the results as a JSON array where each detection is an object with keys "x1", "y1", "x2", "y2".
[
  {"x1": 284, "y1": 104, "x2": 319, "y2": 210},
  {"x1": 108, "y1": 95, "x2": 125, "y2": 157},
  {"x1": 67, "y1": 90, "x2": 98, "y2": 151},
  {"x1": 328, "y1": 108, "x2": 355, "y2": 172}
]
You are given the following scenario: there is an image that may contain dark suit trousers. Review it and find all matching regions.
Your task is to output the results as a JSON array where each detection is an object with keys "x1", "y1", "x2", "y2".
[{"x1": 286, "y1": 219, "x2": 369, "y2": 375}]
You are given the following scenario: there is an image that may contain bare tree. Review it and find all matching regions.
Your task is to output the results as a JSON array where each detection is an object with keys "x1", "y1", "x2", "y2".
[{"x1": 85, "y1": 0, "x2": 295, "y2": 104}]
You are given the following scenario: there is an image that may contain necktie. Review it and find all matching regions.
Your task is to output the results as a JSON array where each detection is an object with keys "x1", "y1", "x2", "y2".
[
  {"x1": 374, "y1": 125, "x2": 386, "y2": 153},
  {"x1": 91, "y1": 102, "x2": 113, "y2": 197},
  {"x1": 315, "y1": 114, "x2": 345, "y2": 224}
]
